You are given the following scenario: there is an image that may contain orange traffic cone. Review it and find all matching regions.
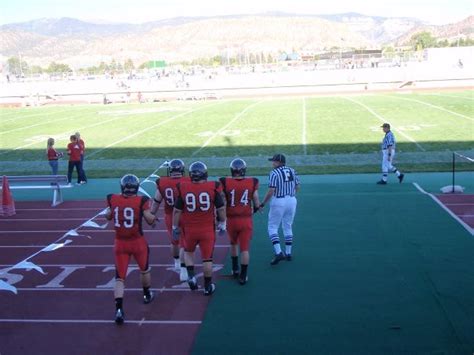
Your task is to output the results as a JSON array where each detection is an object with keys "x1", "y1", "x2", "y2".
[{"x1": 1, "y1": 176, "x2": 15, "y2": 216}]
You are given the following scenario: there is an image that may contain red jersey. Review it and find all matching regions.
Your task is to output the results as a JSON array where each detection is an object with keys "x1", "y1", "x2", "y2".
[
  {"x1": 107, "y1": 194, "x2": 150, "y2": 239},
  {"x1": 47, "y1": 148, "x2": 59, "y2": 161},
  {"x1": 67, "y1": 142, "x2": 82, "y2": 161},
  {"x1": 78, "y1": 138, "x2": 85, "y2": 153},
  {"x1": 219, "y1": 177, "x2": 259, "y2": 217},
  {"x1": 156, "y1": 176, "x2": 191, "y2": 215},
  {"x1": 175, "y1": 181, "x2": 224, "y2": 227}
]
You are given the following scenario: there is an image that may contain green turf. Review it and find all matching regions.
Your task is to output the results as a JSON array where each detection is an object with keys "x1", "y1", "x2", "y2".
[
  {"x1": 1, "y1": 91, "x2": 472, "y2": 176},
  {"x1": 193, "y1": 181, "x2": 474, "y2": 354}
]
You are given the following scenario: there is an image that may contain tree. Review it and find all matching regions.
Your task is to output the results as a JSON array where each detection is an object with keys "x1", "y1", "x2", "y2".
[
  {"x1": 7, "y1": 56, "x2": 28, "y2": 76},
  {"x1": 410, "y1": 31, "x2": 437, "y2": 50},
  {"x1": 30, "y1": 65, "x2": 44, "y2": 74},
  {"x1": 46, "y1": 62, "x2": 72, "y2": 74},
  {"x1": 124, "y1": 58, "x2": 135, "y2": 71}
]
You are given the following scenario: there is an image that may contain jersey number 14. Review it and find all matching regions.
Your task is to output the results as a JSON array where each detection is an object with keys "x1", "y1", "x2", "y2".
[{"x1": 229, "y1": 189, "x2": 249, "y2": 206}]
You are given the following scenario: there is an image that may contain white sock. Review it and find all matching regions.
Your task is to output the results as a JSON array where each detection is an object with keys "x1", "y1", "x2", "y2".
[
  {"x1": 273, "y1": 243, "x2": 282, "y2": 255},
  {"x1": 395, "y1": 170, "x2": 401, "y2": 177},
  {"x1": 286, "y1": 245, "x2": 292, "y2": 255}
]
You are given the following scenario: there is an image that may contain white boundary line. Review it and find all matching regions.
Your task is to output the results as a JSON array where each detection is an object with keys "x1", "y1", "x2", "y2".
[
  {"x1": 0, "y1": 229, "x2": 167, "y2": 233},
  {"x1": 191, "y1": 100, "x2": 262, "y2": 157},
  {"x1": 389, "y1": 96, "x2": 474, "y2": 122},
  {"x1": 302, "y1": 97, "x2": 307, "y2": 155},
  {"x1": 88, "y1": 102, "x2": 220, "y2": 158},
  {"x1": 343, "y1": 96, "x2": 426, "y2": 152},
  {"x1": 412, "y1": 182, "x2": 474, "y2": 236},
  {"x1": 0, "y1": 319, "x2": 201, "y2": 324}
]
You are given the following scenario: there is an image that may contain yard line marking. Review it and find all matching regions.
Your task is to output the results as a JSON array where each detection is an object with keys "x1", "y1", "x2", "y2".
[
  {"x1": 0, "y1": 107, "x2": 79, "y2": 124},
  {"x1": 302, "y1": 97, "x2": 307, "y2": 155},
  {"x1": 389, "y1": 96, "x2": 474, "y2": 122},
  {"x1": 412, "y1": 182, "x2": 474, "y2": 236},
  {"x1": 88, "y1": 102, "x2": 221, "y2": 158},
  {"x1": 0, "y1": 109, "x2": 162, "y2": 156},
  {"x1": 191, "y1": 100, "x2": 262, "y2": 157},
  {"x1": 0, "y1": 110, "x2": 92, "y2": 135},
  {"x1": 343, "y1": 96, "x2": 426, "y2": 152},
  {"x1": 0, "y1": 319, "x2": 201, "y2": 324}
]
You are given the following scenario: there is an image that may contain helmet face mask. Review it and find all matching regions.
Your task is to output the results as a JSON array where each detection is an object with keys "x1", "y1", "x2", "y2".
[
  {"x1": 168, "y1": 159, "x2": 185, "y2": 177},
  {"x1": 189, "y1": 161, "x2": 208, "y2": 182},
  {"x1": 120, "y1": 174, "x2": 140, "y2": 196},
  {"x1": 230, "y1": 158, "x2": 247, "y2": 177}
]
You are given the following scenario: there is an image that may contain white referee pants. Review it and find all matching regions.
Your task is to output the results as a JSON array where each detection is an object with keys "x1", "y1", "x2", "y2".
[
  {"x1": 268, "y1": 196, "x2": 297, "y2": 238},
  {"x1": 381, "y1": 150, "x2": 400, "y2": 181}
]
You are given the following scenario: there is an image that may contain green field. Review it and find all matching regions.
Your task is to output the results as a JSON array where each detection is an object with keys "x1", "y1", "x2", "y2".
[{"x1": 0, "y1": 90, "x2": 473, "y2": 176}]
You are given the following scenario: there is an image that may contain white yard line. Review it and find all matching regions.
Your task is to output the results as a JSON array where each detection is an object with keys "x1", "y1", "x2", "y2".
[
  {"x1": 0, "y1": 109, "x2": 163, "y2": 156},
  {"x1": 343, "y1": 96, "x2": 426, "y2": 152},
  {"x1": 191, "y1": 101, "x2": 262, "y2": 157},
  {"x1": 0, "y1": 318, "x2": 201, "y2": 324},
  {"x1": 88, "y1": 102, "x2": 219, "y2": 159},
  {"x1": 389, "y1": 96, "x2": 474, "y2": 122},
  {"x1": 302, "y1": 97, "x2": 307, "y2": 155},
  {"x1": 412, "y1": 182, "x2": 474, "y2": 236}
]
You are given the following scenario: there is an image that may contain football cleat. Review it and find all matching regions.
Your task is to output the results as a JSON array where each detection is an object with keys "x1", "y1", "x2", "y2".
[
  {"x1": 179, "y1": 267, "x2": 188, "y2": 282},
  {"x1": 286, "y1": 254, "x2": 292, "y2": 261},
  {"x1": 115, "y1": 308, "x2": 124, "y2": 325},
  {"x1": 376, "y1": 180, "x2": 387, "y2": 185},
  {"x1": 204, "y1": 283, "x2": 216, "y2": 296},
  {"x1": 143, "y1": 291, "x2": 155, "y2": 304},
  {"x1": 398, "y1": 174, "x2": 405, "y2": 183},
  {"x1": 232, "y1": 270, "x2": 240, "y2": 279},
  {"x1": 270, "y1": 252, "x2": 286, "y2": 265},
  {"x1": 187, "y1": 276, "x2": 198, "y2": 290},
  {"x1": 238, "y1": 275, "x2": 248, "y2": 285}
]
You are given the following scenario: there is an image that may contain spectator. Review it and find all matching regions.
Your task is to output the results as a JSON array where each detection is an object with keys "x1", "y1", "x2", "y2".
[
  {"x1": 75, "y1": 132, "x2": 87, "y2": 183},
  {"x1": 46, "y1": 138, "x2": 63, "y2": 175},
  {"x1": 67, "y1": 135, "x2": 86, "y2": 185}
]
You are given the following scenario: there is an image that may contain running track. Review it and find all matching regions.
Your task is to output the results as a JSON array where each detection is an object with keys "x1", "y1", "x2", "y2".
[{"x1": 0, "y1": 200, "x2": 229, "y2": 355}]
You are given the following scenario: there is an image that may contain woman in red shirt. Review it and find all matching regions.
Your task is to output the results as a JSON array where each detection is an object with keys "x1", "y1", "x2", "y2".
[
  {"x1": 46, "y1": 138, "x2": 63, "y2": 175},
  {"x1": 67, "y1": 135, "x2": 86, "y2": 185}
]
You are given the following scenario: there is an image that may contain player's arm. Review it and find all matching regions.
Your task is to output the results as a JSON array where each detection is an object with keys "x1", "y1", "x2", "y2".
[
  {"x1": 215, "y1": 192, "x2": 227, "y2": 232},
  {"x1": 150, "y1": 190, "x2": 163, "y2": 215},
  {"x1": 172, "y1": 195, "x2": 184, "y2": 228},
  {"x1": 105, "y1": 194, "x2": 113, "y2": 221},
  {"x1": 141, "y1": 197, "x2": 156, "y2": 225},
  {"x1": 251, "y1": 178, "x2": 261, "y2": 213}
]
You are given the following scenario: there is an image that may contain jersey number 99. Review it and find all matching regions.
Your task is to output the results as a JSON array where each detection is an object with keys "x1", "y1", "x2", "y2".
[{"x1": 185, "y1": 192, "x2": 211, "y2": 212}]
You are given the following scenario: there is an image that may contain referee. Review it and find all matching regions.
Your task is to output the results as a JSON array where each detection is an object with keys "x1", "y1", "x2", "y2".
[
  {"x1": 259, "y1": 154, "x2": 300, "y2": 265},
  {"x1": 377, "y1": 123, "x2": 405, "y2": 185}
]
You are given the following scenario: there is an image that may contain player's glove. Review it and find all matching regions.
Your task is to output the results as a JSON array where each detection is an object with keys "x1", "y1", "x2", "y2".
[
  {"x1": 217, "y1": 221, "x2": 226, "y2": 236},
  {"x1": 172, "y1": 226, "x2": 181, "y2": 242}
]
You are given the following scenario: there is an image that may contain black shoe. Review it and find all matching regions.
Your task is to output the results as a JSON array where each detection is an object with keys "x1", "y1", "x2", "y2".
[
  {"x1": 398, "y1": 174, "x2": 405, "y2": 183},
  {"x1": 286, "y1": 254, "x2": 292, "y2": 261},
  {"x1": 232, "y1": 270, "x2": 240, "y2": 279},
  {"x1": 187, "y1": 276, "x2": 199, "y2": 291},
  {"x1": 204, "y1": 283, "x2": 216, "y2": 296},
  {"x1": 270, "y1": 252, "x2": 286, "y2": 265},
  {"x1": 376, "y1": 180, "x2": 387, "y2": 185},
  {"x1": 143, "y1": 291, "x2": 155, "y2": 304},
  {"x1": 238, "y1": 274, "x2": 248, "y2": 285},
  {"x1": 115, "y1": 308, "x2": 124, "y2": 325}
]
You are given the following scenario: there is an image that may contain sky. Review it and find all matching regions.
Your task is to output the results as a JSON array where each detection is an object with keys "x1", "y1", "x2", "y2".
[{"x1": 0, "y1": 0, "x2": 472, "y2": 25}]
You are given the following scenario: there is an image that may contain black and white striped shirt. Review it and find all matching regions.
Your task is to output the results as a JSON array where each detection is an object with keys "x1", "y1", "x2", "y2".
[
  {"x1": 382, "y1": 131, "x2": 396, "y2": 150},
  {"x1": 268, "y1": 166, "x2": 299, "y2": 198}
]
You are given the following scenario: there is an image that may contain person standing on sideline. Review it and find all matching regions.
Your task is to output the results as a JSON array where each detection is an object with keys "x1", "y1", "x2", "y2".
[
  {"x1": 173, "y1": 161, "x2": 226, "y2": 296},
  {"x1": 377, "y1": 123, "x2": 405, "y2": 185},
  {"x1": 260, "y1": 154, "x2": 299, "y2": 265},
  {"x1": 46, "y1": 138, "x2": 63, "y2": 175},
  {"x1": 66, "y1": 135, "x2": 86, "y2": 185},
  {"x1": 150, "y1": 159, "x2": 191, "y2": 282},
  {"x1": 75, "y1": 132, "x2": 87, "y2": 183},
  {"x1": 105, "y1": 174, "x2": 157, "y2": 324},
  {"x1": 219, "y1": 158, "x2": 260, "y2": 285}
]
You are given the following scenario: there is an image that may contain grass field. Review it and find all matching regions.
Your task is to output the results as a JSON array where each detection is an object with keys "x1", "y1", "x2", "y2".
[{"x1": 0, "y1": 90, "x2": 472, "y2": 176}]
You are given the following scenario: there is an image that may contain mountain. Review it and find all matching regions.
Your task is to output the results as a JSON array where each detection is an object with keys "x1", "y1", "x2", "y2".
[
  {"x1": 394, "y1": 15, "x2": 474, "y2": 45},
  {"x1": 1, "y1": 13, "x2": 469, "y2": 68}
]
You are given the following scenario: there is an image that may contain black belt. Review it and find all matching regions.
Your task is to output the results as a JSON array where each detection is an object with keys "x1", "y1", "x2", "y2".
[{"x1": 275, "y1": 195, "x2": 294, "y2": 198}]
